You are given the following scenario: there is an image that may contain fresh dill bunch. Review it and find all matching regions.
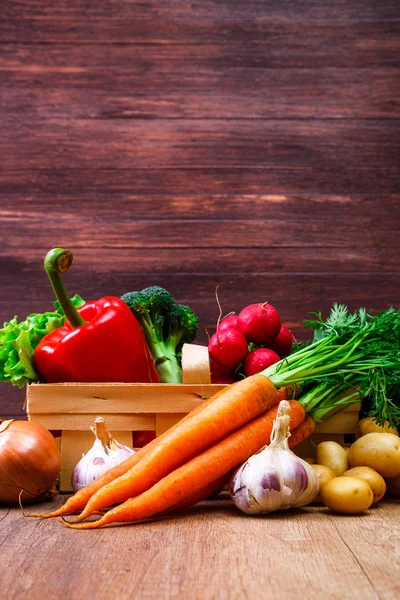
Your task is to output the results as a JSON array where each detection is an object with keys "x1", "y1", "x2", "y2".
[
  {"x1": 263, "y1": 304, "x2": 400, "y2": 429},
  {"x1": 304, "y1": 303, "x2": 370, "y2": 341}
]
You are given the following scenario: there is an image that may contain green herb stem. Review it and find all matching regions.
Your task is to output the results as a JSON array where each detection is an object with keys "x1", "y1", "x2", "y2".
[
  {"x1": 260, "y1": 304, "x2": 400, "y2": 429},
  {"x1": 44, "y1": 248, "x2": 86, "y2": 329}
]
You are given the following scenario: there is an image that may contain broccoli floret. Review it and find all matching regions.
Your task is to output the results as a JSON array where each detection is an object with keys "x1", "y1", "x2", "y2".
[{"x1": 121, "y1": 286, "x2": 199, "y2": 383}]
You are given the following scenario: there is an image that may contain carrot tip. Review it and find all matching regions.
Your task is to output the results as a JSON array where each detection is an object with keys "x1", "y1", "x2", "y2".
[
  {"x1": 59, "y1": 518, "x2": 101, "y2": 530},
  {"x1": 26, "y1": 510, "x2": 63, "y2": 519}
]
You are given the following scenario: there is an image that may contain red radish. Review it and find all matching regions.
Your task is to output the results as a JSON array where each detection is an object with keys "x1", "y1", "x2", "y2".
[
  {"x1": 237, "y1": 303, "x2": 281, "y2": 344},
  {"x1": 269, "y1": 324, "x2": 296, "y2": 357},
  {"x1": 210, "y1": 358, "x2": 236, "y2": 384},
  {"x1": 208, "y1": 328, "x2": 248, "y2": 369},
  {"x1": 210, "y1": 358, "x2": 234, "y2": 376},
  {"x1": 244, "y1": 347, "x2": 280, "y2": 377},
  {"x1": 217, "y1": 314, "x2": 238, "y2": 332}
]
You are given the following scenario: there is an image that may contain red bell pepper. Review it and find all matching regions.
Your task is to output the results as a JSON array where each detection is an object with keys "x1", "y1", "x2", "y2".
[{"x1": 34, "y1": 248, "x2": 160, "y2": 383}]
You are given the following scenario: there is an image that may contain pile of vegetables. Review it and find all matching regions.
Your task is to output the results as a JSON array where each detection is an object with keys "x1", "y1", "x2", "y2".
[
  {"x1": 0, "y1": 248, "x2": 199, "y2": 506},
  {"x1": 33, "y1": 301, "x2": 400, "y2": 526},
  {"x1": 34, "y1": 381, "x2": 313, "y2": 527},
  {"x1": 0, "y1": 248, "x2": 198, "y2": 386},
  {"x1": 1, "y1": 247, "x2": 400, "y2": 522},
  {"x1": 306, "y1": 420, "x2": 400, "y2": 513},
  {"x1": 208, "y1": 302, "x2": 295, "y2": 383},
  {"x1": 35, "y1": 394, "x2": 399, "y2": 526},
  {"x1": 210, "y1": 301, "x2": 400, "y2": 432},
  {"x1": 4, "y1": 302, "x2": 400, "y2": 517}
]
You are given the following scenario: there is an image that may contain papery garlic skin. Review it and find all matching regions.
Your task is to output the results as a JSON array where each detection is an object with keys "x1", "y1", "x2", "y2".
[
  {"x1": 230, "y1": 401, "x2": 319, "y2": 515},
  {"x1": 72, "y1": 418, "x2": 135, "y2": 492}
]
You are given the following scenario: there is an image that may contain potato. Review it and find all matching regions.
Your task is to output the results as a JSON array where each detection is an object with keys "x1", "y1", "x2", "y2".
[
  {"x1": 385, "y1": 474, "x2": 400, "y2": 498},
  {"x1": 316, "y1": 441, "x2": 349, "y2": 476},
  {"x1": 343, "y1": 466, "x2": 386, "y2": 503},
  {"x1": 355, "y1": 417, "x2": 399, "y2": 439},
  {"x1": 303, "y1": 457, "x2": 316, "y2": 465},
  {"x1": 310, "y1": 464, "x2": 336, "y2": 504},
  {"x1": 348, "y1": 433, "x2": 400, "y2": 479},
  {"x1": 321, "y1": 476, "x2": 373, "y2": 514}
]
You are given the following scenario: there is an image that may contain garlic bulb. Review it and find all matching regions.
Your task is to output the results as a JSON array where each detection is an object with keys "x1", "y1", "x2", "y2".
[
  {"x1": 230, "y1": 400, "x2": 319, "y2": 515},
  {"x1": 72, "y1": 417, "x2": 135, "y2": 492}
]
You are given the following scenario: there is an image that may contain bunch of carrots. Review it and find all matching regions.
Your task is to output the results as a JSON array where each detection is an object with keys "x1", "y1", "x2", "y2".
[{"x1": 34, "y1": 375, "x2": 314, "y2": 529}]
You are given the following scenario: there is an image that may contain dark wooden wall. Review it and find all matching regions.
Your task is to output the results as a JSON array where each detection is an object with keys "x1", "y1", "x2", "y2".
[{"x1": 1, "y1": 1, "x2": 399, "y2": 419}]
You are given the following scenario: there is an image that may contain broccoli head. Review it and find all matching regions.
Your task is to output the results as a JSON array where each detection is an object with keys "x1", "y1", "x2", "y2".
[{"x1": 121, "y1": 286, "x2": 199, "y2": 383}]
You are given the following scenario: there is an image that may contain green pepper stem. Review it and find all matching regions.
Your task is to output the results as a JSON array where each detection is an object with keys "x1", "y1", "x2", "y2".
[{"x1": 44, "y1": 248, "x2": 86, "y2": 329}]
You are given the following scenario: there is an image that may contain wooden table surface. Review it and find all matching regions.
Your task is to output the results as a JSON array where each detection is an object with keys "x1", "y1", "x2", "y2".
[{"x1": 1, "y1": 494, "x2": 399, "y2": 600}]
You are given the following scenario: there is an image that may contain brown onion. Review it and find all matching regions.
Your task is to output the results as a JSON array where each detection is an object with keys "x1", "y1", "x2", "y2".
[{"x1": 0, "y1": 419, "x2": 60, "y2": 505}]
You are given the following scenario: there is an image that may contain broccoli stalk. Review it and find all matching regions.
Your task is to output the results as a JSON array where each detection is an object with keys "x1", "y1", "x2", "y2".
[{"x1": 121, "y1": 286, "x2": 199, "y2": 383}]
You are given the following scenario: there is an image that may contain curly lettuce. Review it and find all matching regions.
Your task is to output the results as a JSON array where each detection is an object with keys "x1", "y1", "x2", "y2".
[{"x1": 0, "y1": 294, "x2": 85, "y2": 388}]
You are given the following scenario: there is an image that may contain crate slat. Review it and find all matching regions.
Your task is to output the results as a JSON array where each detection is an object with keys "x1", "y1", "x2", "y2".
[
  {"x1": 26, "y1": 382, "x2": 226, "y2": 414},
  {"x1": 314, "y1": 408, "x2": 360, "y2": 435},
  {"x1": 156, "y1": 413, "x2": 186, "y2": 435},
  {"x1": 29, "y1": 413, "x2": 156, "y2": 431}
]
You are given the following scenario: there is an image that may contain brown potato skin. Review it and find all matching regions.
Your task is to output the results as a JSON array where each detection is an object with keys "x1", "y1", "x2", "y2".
[
  {"x1": 355, "y1": 417, "x2": 399, "y2": 439},
  {"x1": 321, "y1": 476, "x2": 373, "y2": 514},
  {"x1": 310, "y1": 464, "x2": 336, "y2": 504},
  {"x1": 343, "y1": 466, "x2": 386, "y2": 503},
  {"x1": 316, "y1": 441, "x2": 349, "y2": 476},
  {"x1": 348, "y1": 433, "x2": 400, "y2": 479}
]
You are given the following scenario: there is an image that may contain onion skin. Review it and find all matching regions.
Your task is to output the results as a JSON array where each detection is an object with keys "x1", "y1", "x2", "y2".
[{"x1": 0, "y1": 420, "x2": 60, "y2": 505}]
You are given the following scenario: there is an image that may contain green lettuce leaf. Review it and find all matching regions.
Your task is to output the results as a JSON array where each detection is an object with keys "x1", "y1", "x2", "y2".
[{"x1": 0, "y1": 294, "x2": 86, "y2": 388}]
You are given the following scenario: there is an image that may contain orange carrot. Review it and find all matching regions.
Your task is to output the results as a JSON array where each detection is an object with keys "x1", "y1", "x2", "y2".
[
  {"x1": 164, "y1": 389, "x2": 295, "y2": 511},
  {"x1": 34, "y1": 383, "x2": 234, "y2": 519},
  {"x1": 168, "y1": 413, "x2": 314, "y2": 513},
  {"x1": 288, "y1": 415, "x2": 315, "y2": 447},
  {"x1": 276, "y1": 385, "x2": 298, "y2": 401},
  {"x1": 36, "y1": 382, "x2": 291, "y2": 520},
  {"x1": 168, "y1": 472, "x2": 231, "y2": 512},
  {"x1": 70, "y1": 374, "x2": 277, "y2": 523},
  {"x1": 131, "y1": 386, "x2": 294, "y2": 515},
  {"x1": 64, "y1": 399, "x2": 305, "y2": 529}
]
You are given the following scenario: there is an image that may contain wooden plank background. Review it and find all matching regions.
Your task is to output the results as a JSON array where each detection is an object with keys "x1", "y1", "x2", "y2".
[{"x1": 1, "y1": 1, "x2": 399, "y2": 419}]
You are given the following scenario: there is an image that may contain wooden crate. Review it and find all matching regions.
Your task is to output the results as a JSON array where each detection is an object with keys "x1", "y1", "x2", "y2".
[
  {"x1": 292, "y1": 405, "x2": 360, "y2": 459},
  {"x1": 27, "y1": 381, "x2": 228, "y2": 491},
  {"x1": 26, "y1": 344, "x2": 224, "y2": 492},
  {"x1": 26, "y1": 344, "x2": 361, "y2": 492}
]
